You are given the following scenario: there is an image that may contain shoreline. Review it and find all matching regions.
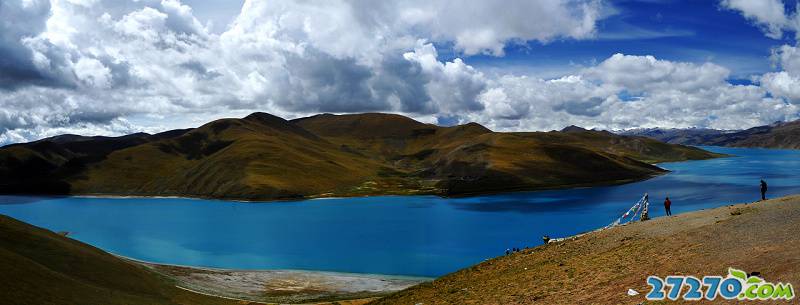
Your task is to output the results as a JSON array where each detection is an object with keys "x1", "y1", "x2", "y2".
[
  {"x1": 4, "y1": 170, "x2": 672, "y2": 204},
  {"x1": 3, "y1": 146, "x2": 731, "y2": 204},
  {"x1": 118, "y1": 254, "x2": 433, "y2": 281},
  {"x1": 121, "y1": 256, "x2": 430, "y2": 304}
]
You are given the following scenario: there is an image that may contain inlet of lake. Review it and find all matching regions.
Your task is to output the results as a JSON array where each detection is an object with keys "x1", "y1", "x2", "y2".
[{"x1": 2, "y1": 146, "x2": 800, "y2": 277}]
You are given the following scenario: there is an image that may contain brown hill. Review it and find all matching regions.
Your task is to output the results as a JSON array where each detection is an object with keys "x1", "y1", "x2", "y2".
[
  {"x1": 0, "y1": 113, "x2": 722, "y2": 201},
  {"x1": 70, "y1": 113, "x2": 381, "y2": 200}
]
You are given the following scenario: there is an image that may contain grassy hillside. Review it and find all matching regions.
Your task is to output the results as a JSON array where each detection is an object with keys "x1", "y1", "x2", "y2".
[
  {"x1": 294, "y1": 114, "x2": 723, "y2": 196},
  {"x1": 0, "y1": 112, "x2": 722, "y2": 200},
  {"x1": 372, "y1": 195, "x2": 800, "y2": 305},
  {"x1": 0, "y1": 214, "x2": 251, "y2": 305},
  {"x1": 70, "y1": 113, "x2": 383, "y2": 200},
  {"x1": 517, "y1": 128, "x2": 722, "y2": 163}
]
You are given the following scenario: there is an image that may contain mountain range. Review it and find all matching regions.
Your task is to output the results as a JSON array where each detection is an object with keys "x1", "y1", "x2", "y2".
[
  {"x1": 0, "y1": 113, "x2": 721, "y2": 201},
  {"x1": 619, "y1": 120, "x2": 800, "y2": 149}
]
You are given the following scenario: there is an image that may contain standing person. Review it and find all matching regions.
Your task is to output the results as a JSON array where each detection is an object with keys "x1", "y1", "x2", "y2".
[
  {"x1": 664, "y1": 196, "x2": 672, "y2": 216},
  {"x1": 760, "y1": 179, "x2": 768, "y2": 201}
]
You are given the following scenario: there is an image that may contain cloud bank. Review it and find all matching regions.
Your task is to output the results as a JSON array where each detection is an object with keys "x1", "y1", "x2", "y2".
[{"x1": 0, "y1": 0, "x2": 799, "y2": 144}]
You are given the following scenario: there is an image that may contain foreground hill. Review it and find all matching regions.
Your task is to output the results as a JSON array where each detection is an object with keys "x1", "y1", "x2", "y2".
[
  {"x1": 0, "y1": 214, "x2": 251, "y2": 305},
  {"x1": 0, "y1": 113, "x2": 720, "y2": 200},
  {"x1": 621, "y1": 120, "x2": 800, "y2": 149},
  {"x1": 372, "y1": 195, "x2": 800, "y2": 305}
]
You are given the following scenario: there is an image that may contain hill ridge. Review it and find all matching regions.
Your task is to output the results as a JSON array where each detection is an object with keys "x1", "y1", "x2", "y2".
[
  {"x1": 0, "y1": 112, "x2": 723, "y2": 201},
  {"x1": 618, "y1": 119, "x2": 800, "y2": 149}
]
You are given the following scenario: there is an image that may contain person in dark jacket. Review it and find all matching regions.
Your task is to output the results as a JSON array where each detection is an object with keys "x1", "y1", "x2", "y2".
[
  {"x1": 760, "y1": 179, "x2": 768, "y2": 201},
  {"x1": 664, "y1": 197, "x2": 672, "y2": 216}
]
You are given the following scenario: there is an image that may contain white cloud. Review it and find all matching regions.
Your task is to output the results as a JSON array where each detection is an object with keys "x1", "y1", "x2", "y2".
[
  {"x1": 721, "y1": 0, "x2": 789, "y2": 39},
  {"x1": 392, "y1": 0, "x2": 607, "y2": 56},
  {"x1": 725, "y1": 1, "x2": 800, "y2": 104},
  {"x1": 760, "y1": 71, "x2": 800, "y2": 101},
  {"x1": 403, "y1": 42, "x2": 486, "y2": 113},
  {"x1": 770, "y1": 44, "x2": 800, "y2": 75},
  {"x1": 583, "y1": 53, "x2": 730, "y2": 92},
  {"x1": 474, "y1": 54, "x2": 799, "y2": 131},
  {"x1": 74, "y1": 57, "x2": 112, "y2": 88},
  {"x1": 757, "y1": 44, "x2": 800, "y2": 102}
]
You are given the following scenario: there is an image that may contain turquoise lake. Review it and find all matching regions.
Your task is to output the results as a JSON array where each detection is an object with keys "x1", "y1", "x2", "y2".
[{"x1": 1, "y1": 146, "x2": 799, "y2": 277}]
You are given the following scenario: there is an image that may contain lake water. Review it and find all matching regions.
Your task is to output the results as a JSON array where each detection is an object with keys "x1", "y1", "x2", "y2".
[{"x1": 1, "y1": 146, "x2": 799, "y2": 277}]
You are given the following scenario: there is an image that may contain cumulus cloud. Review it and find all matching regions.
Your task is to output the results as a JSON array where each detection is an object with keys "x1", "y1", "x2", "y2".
[
  {"x1": 0, "y1": 0, "x2": 799, "y2": 145},
  {"x1": 758, "y1": 44, "x2": 800, "y2": 102},
  {"x1": 721, "y1": 0, "x2": 791, "y2": 39},
  {"x1": 403, "y1": 42, "x2": 487, "y2": 112},
  {"x1": 474, "y1": 54, "x2": 799, "y2": 131},
  {"x1": 724, "y1": 1, "x2": 800, "y2": 104},
  {"x1": 392, "y1": 0, "x2": 607, "y2": 56},
  {"x1": 583, "y1": 54, "x2": 730, "y2": 92},
  {"x1": 0, "y1": 0, "x2": 612, "y2": 144},
  {"x1": 0, "y1": 0, "x2": 54, "y2": 88},
  {"x1": 760, "y1": 71, "x2": 800, "y2": 101}
]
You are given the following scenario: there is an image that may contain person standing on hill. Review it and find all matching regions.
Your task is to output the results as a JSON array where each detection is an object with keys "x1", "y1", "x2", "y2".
[
  {"x1": 760, "y1": 179, "x2": 768, "y2": 201},
  {"x1": 664, "y1": 197, "x2": 672, "y2": 216}
]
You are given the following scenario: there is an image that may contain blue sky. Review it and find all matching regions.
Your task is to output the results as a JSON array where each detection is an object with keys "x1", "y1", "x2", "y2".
[
  {"x1": 1, "y1": 0, "x2": 800, "y2": 143},
  {"x1": 462, "y1": 0, "x2": 788, "y2": 80}
]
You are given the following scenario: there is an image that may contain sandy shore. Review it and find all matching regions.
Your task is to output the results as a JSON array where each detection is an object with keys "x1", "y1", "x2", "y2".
[{"x1": 125, "y1": 259, "x2": 430, "y2": 304}]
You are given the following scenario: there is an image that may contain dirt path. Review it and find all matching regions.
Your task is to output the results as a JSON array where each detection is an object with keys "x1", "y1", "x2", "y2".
[
  {"x1": 371, "y1": 195, "x2": 800, "y2": 304},
  {"x1": 131, "y1": 261, "x2": 429, "y2": 304}
]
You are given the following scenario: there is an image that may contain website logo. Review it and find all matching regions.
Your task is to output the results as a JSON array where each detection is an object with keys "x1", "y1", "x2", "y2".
[{"x1": 645, "y1": 268, "x2": 794, "y2": 301}]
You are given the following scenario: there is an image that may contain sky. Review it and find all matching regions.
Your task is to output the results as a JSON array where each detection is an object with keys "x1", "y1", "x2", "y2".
[{"x1": 2, "y1": 0, "x2": 800, "y2": 144}]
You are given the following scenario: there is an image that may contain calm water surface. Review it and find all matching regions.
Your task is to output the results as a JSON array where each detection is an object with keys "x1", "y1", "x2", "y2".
[{"x1": 1, "y1": 146, "x2": 799, "y2": 277}]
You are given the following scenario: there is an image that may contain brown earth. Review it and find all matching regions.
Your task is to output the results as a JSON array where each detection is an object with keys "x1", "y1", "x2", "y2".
[{"x1": 371, "y1": 195, "x2": 800, "y2": 305}]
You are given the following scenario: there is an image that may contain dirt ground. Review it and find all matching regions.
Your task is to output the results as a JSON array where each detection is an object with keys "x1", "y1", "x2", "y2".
[
  {"x1": 135, "y1": 261, "x2": 429, "y2": 304},
  {"x1": 371, "y1": 195, "x2": 800, "y2": 304}
]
